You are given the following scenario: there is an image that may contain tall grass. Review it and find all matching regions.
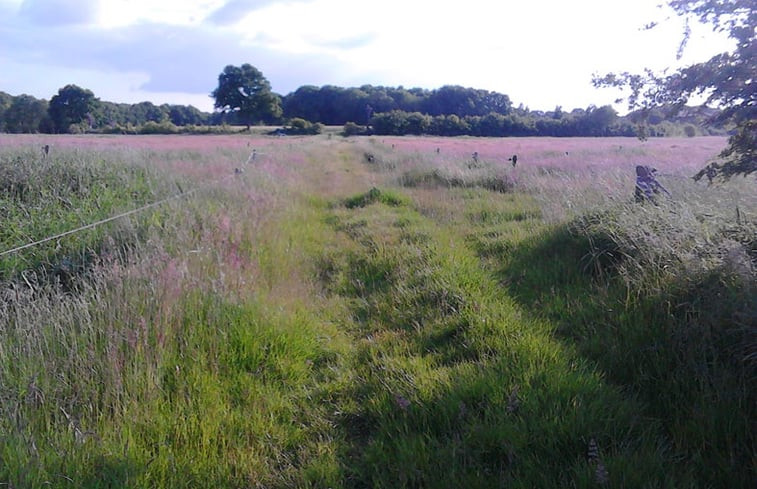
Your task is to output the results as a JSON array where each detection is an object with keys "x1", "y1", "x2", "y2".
[
  {"x1": 318, "y1": 187, "x2": 674, "y2": 487},
  {"x1": 0, "y1": 136, "x2": 350, "y2": 487},
  {"x1": 0, "y1": 134, "x2": 753, "y2": 487},
  {"x1": 343, "y1": 135, "x2": 755, "y2": 486},
  {"x1": 0, "y1": 146, "x2": 179, "y2": 281}
]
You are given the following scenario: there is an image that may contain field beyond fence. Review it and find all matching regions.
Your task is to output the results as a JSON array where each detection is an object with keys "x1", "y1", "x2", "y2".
[{"x1": 0, "y1": 133, "x2": 754, "y2": 488}]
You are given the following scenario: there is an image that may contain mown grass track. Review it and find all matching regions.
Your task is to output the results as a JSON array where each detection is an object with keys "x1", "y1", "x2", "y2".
[
  {"x1": 0, "y1": 134, "x2": 753, "y2": 488},
  {"x1": 316, "y1": 187, "x2": 665, "y2": 487}
]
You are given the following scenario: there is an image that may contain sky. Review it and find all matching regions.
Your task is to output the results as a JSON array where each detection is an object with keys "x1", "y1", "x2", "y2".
[{"x1": 0, "y1": 0, "x2": 736, "y2": 114}]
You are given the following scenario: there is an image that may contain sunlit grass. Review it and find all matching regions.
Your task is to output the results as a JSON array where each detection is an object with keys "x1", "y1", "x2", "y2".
[{"x1": 0, "y1": 133, "x2": 753, "y2": 488}]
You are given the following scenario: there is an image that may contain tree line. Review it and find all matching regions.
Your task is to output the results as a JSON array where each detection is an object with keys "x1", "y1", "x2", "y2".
[
  {"x1": 0, "y1": 82, "x2": 717, "y2": 139},
  {"x1": 0, "y1": 86, "x2": 213, "y2": 134},
  {"x1": 0, "y1": 1, "x2": 748, "y2": 178}
]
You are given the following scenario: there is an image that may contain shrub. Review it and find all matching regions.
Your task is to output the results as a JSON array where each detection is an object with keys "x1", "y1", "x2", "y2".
[
  {"x1": 285, "y1": 118, "x2": 323, "y2": 135},
  {"x1": 139, "y1": 120, "x2": 179, "y2": 134},
  {"x1": 342, "y1": 121, "x2": 367, "y2": 136}
]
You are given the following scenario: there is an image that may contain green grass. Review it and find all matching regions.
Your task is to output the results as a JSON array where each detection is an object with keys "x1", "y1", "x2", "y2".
[
  {"x1": 0, "y1": 147, "x2": 177, "y2": 281},
  {"x1": 0, "y1": 135, "x2": 753, "y2": 488},
  {"x1": 318, "y1": 191, "x2": 671, "y2": 487},
  {"x1": 493, "y1": 224, "x2": 754, "y2": 486}
]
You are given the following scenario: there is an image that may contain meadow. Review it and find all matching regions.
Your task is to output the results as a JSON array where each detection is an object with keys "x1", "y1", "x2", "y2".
[{"x1": 0, "y1": 133, "x2": 754, "y2": 488}]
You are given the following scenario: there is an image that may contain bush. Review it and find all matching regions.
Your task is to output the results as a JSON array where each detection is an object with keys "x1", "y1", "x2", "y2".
[
  {"x1": 285, "y1": 118, "x2": 323, "y2": 135},
  {"x1": 342, "y1": 121, "x2": 368, "y2": 136},
  {"x1": 139, "y1": 120, "x2": 179, "y2": 134},
  {"x1": 67, "y1": 122, "x2": 90, "y2": 134}
]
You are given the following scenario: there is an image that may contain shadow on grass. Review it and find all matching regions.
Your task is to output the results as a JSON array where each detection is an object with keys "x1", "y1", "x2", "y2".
[
  {"x1": 320, "y1": 196, "x2": 676, "y2": 488},
  {"x1": 481, "y1": 224, "x2": 756, "y2": 487},
  {"x1": 2, "y1": 448, "x2": 142, "y2": 489}
]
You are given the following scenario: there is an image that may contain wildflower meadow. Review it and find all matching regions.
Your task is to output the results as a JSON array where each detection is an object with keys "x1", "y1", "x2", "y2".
[{"x1": 0, "y1": 133, "x2": 754, "y2": 488}]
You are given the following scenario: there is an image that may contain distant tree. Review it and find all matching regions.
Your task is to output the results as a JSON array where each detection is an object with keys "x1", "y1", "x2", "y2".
[
  {"x1": 424, "y1": 85, "x2": 477, "y2": 117},
  {"x1": 429, "y1": 114, "x2": 469, "y2": 136},
  {"x1": 423, "y1": 86, "x2": 512, "y2": 118},
  {"x1": 593, "y1": 0, "x2": 755, "y2": 179},
  {"x1": 280, "y1": 84, "x2": 514, "y2": 126},
  {"x1": 388, "y1": 87, "x2": 424, "y2": 113},
  {"x1": 164, "y1": 104, "x2": 208, "y2": 126},
  {"x1": 341, "y1": 87, "x2": 372, "y2": 124},
  {"x1": 282, "y1": 85, "x2": 323, "y2": 123},
  {"x1": 371, "y1": 110, "x2": 410, "y2": 135},
  {"x1": 0, "y1": 91, "x2": 13, "y2": 132},
  {"x1": 404, "y1": 112, "x2": 432, "y2": 135},
  {"x1": 475, "y1": 112, "x2": 508, "y2": 137},
  {"x1": 535, "y1": 117, "x2": 564, "y2": 136},
  {"x1": 211, "y1": 64, "x2": 282, "y2": 129},
  {"x1": 316, "y1": 85, "x2": 347, "y2": 124},
  {"x1": 126, "y1": 101, "x2": 167, "y2": 125},
  {"x1": 94, "y1": 101, "x2": 125, "y2": 127},
  {"x1": 478, "y1": 90, "x2": 513, "y2": 115},
  {"x1": 48, "y1": 84, "x2": 99, "y2": 133},
  {"x1": 578, "y1": 105, "x2": 619, "y2": 136},
  {"x1": 4, "y1": 95, "x2": 49, "y2": 133},
  {"x1": 363, "y1": 85, "x2": 400, "y2": 114}
]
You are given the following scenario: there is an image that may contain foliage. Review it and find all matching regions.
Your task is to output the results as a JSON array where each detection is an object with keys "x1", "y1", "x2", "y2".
[
  {"x1": 342, "y1": 121, "x2": 369, "y2": 136},
  {"x1": 369, "y1": 106, "x2": 635, "y2": 137},
  {"x1": 423, "y1": 84, "x2": 513, "y2": 117},
  {"x1": 429, "y1": 114, "x2": 470, "y2": 136},
  {"x1": 593, "y1": 0, "x2": 756, "y2": 179},
  {"x1": 211, "y1": 64, "x2": 282, "y2": 129},
  {"x1": 2, "y1": 95, "x2": 50, "y2": 133},
  {"x1": 0, "y1": 91, "x2": 209, "y2": 132},
  {"x1": 695, "y1": 119, "x2": 757, "y2": 180},
  {"x1": 283, "y1": 117, "x2": 323, "y2": 135},
  {"x1": 165, "y1": 104, "x2": 208, "y2": 126},
  {"x1": 0, "y1": 83, "x2": 722, "y2": 137},
  {"x1": 96, "y1": 100, "x2": 209, "y2": 128},
  {"x1": 281, "y1": 84, "x2": 511, "y2": 125},
  {"x1": 0, "y1": 91, "x2": 12, "y2": 132},
  {"x1": 283, "y1": 85, "x2": 372, "y2": 125},
  {"x1": 370, "y1": 110, "x2": 415, "y2": 135},
  {"x1": 48, "y1": 84, "x2": 99, "y2": 134},
  {"x1": 138, "y1": 120, "x2": 180, "y2": 134}
]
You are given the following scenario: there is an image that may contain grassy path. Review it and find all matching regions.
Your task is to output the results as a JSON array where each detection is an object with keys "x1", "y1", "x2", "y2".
[
  {"x1": 296, "y1": 141, "x2": 751, "y2": 487},
  {"x1": 273, "y1": 142, "x2": 673, "y2": 487},
  {"x1": 312, "y1": 185, "x2": 661, "y2": 487},
  {"x1": 1, "y1": 138, "x2": 751, "y2": 488}
]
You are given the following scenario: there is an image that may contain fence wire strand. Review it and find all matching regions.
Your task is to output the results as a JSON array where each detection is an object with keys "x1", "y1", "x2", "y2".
[{"x1": 0, "y1": 168, "x2": 242, "y2": 259}]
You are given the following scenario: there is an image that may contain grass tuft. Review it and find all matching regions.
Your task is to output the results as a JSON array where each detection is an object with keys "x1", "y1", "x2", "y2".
[{"x1": 343, "y1": 186, "x2": 409, "y2": 208}]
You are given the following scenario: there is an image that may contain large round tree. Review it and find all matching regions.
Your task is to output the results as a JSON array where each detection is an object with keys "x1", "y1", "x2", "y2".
[
  {"x1": 48, "y1": 84, "x2": 98, "y2": 134},
  {"x1": 594, "y1": 0, "x2": 755, "y2": 180},
  {"x1": 211, "y1": 64, "x2": 282, "y2": 129}
]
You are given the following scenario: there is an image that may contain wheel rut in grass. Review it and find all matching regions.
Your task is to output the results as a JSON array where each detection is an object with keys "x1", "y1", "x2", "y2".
[{"x1": 313, "y1": 185, "x2": 668, "y2": 487}]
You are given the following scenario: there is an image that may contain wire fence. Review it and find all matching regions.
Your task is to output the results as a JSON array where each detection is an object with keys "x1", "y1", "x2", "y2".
[{"x1": 0, "y1": 150, "x2": 255, "y2": 259}]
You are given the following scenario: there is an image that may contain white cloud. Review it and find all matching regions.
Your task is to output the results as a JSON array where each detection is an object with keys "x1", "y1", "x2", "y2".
[
  {"x1": 96, "y1": 0, "x2": 225, "y2": 27},
  {"x1": 19, "y1": 0, "x2": 99, "y2": 26},
  {"x1": 0, "y1": 0, "x2": 737, "y2": 113}
]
